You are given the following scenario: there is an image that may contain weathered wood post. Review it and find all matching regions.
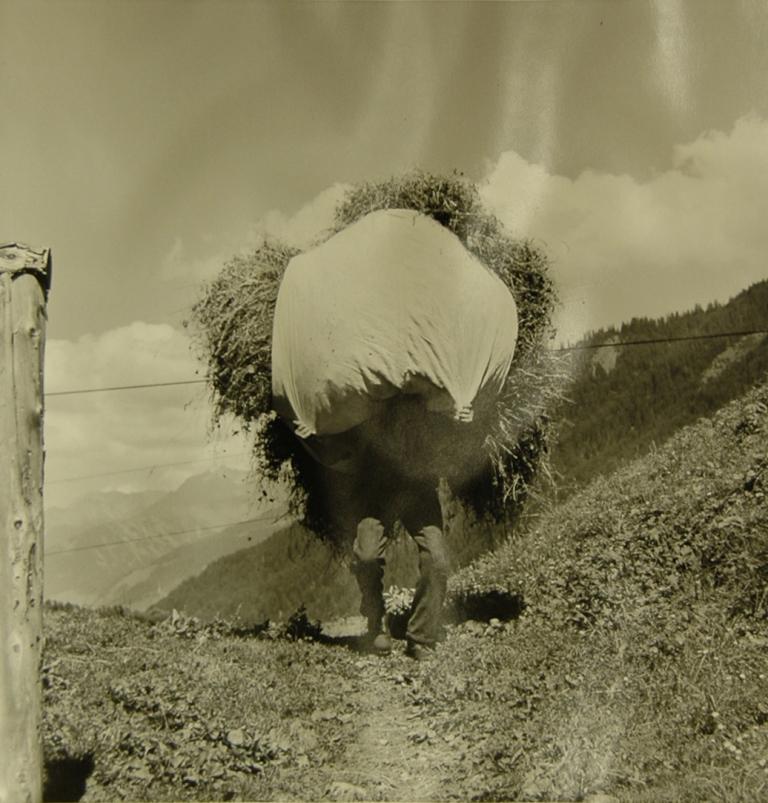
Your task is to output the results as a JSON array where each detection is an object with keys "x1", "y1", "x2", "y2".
[{"x1": 0, "y1": 243, "x2": 51, "y2": 803}]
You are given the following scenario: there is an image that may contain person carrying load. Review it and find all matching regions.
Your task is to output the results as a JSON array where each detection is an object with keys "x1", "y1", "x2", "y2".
[{"x1": 271, "y1": 208, "x2": 519, "y2": 660}]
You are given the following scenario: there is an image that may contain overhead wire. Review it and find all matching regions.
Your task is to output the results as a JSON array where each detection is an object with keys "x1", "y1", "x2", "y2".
[
  {"x1": 46, "y1": 452, "x2": 250, "y2": 484},
  {"x1": 42, "y1": 327, "x2": 768, "y2": 398},
  {"x1": 45, "y1": 514, "x2": 275, "y2": 557},
  {"x1": 553, "y1": 328, "x2": 768, "y2": 353},
  {"x1": 46, "y1": 378, "x2": 206, "y2": 397}
]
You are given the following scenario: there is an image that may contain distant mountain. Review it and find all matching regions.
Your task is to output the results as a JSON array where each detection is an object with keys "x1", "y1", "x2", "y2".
[
  {"x1": 552, "y1": 279, "x2": 768, "y2": 491},
  {"x1": 98, "y1": 512, "x2": 285, "y2": 611},
  {"x1": 157, "y1": 512, "x2": 504, "y2": 624},
  {"x1": 46, "y1": 489, "x2": 165, "y2": 548},
  {"x1": 44, "y1": 467, "x2": 286, "y2": 608}
]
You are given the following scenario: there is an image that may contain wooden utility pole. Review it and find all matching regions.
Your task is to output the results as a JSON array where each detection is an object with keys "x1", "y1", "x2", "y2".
[{"x1": 0, "y1": 243, "x2": 51, "y2": 803}]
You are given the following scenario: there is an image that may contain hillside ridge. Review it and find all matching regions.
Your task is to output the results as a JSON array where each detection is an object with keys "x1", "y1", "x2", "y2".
[{"x1": 552, "y1": 278, "x2": 768, "y2": 490}]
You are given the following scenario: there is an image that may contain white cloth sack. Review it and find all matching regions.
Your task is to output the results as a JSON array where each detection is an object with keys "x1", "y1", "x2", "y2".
[{"x1": 271, "y1": 209, "x2": 518, "y2": 439}]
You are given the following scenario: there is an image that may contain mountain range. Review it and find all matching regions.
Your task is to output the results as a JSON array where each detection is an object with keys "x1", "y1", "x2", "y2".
[{"x1": 45, "y1": 467, "x2": 286, "y2": 610}]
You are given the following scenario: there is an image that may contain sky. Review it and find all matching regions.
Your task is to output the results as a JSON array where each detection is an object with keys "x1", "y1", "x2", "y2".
[{"x1": 2, "y1": 0, "x2": 768, "y2": 508}]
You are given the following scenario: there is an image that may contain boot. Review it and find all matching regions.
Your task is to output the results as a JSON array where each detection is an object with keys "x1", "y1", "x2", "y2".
[
  {"x1": 366, "y1": 614, "x2": 392, "y2": 656},
  {"x1": 405, "y1": 639, "x2": 434, "y2": 661}
]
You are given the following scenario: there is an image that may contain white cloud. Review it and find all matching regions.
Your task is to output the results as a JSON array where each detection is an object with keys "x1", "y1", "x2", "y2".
[
  {"x1": 160, "y1": 183, "x2": 350, "y2": 285},
  {"x1": 480, "y1": 114, "x2": 768, "y2": 344},
  {"x1": 44, "y1": 322, "x2": 250, "y2": 508},
  {"x1": 251, "y1": 182, "x2": 350, "y2": 250},
  {"x1": 160, "y1": 237, "x2": 247, "y2": 284}
]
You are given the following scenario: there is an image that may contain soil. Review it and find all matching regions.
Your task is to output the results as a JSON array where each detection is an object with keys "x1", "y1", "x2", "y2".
[{"x1": 321, "y1": 642, "x2": 457, "y2": 801}]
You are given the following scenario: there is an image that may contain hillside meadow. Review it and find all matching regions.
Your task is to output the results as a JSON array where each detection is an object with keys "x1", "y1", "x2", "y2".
[
  {"x1": 155, "y1": 281, "x2": 768, "y2": 627},
  {"x1": 42, "y1": 377, "x2": 768, "y2": 801}
]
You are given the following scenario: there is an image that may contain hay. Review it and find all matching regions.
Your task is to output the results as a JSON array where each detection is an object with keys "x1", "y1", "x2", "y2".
[
  {"x1": 189, "y1": 171, "x2": 562, "y2": 543},
  {"x1": 188, "y1": 240, "x2": 300, "y2": 424}
]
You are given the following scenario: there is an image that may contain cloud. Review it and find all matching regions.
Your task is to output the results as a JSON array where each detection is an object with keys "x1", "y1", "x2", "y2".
[
  {"x1": 160, "y1": 236, "x2": 249, "y2": 284},
  {"x1": 160, "y1": 183, "x2": 350, "y2": 284},
  {"x1": 251, "y1": 182, "x2": 350, "y2": 249},
  {"x1": 45, "y1": 322, "x2": 250, "y2": 508},
  {"x1": 480, "y1": 114, "x2": 768, "y2": 344}
]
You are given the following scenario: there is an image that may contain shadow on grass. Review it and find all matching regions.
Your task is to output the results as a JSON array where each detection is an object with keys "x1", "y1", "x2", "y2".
[
  {"x1": 315, "y1": 632, "x2": 370, "y2": 652},
  {"x1": 447, "y1": 589, "x2": 526, "y2": 624},
  {"x1": 292, "y1": 589, "x2": 526, "y2": 652},
  {"x1": 44, "y1": 754, "x2": 94, "y2": 802}
]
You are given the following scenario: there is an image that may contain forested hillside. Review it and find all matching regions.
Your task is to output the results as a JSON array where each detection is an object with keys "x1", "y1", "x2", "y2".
[
  {"x1": 552, "y1": 279, "x2": 768, "y2": 490},
  {"x1": 159, "y1": 523, "x2": 361, "y2": 622},
  {"x1": 157, "y1": 514, "x2": 502, "y2": 624}
]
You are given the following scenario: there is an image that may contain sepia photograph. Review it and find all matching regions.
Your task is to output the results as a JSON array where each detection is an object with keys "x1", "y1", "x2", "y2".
[{"x1": 2, "y1": 1, "x2": 767, "y2": 801}]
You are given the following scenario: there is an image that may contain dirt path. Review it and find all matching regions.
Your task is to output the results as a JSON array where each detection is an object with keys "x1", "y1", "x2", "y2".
[
  {"x1": 281, "y1": 618, "x2": 459, "y2": 802},
  {"x1": 323, "y1": 646, "x2": 456, "y2": 802}
]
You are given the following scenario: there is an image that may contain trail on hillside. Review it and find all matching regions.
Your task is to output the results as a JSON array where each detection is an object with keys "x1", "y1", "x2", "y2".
[
  {"x1": 244, "y1": 615, "x2": 473, "y2": 802},
  {"x1": 321, "y1": 645, "x2": 458, "y2": 802}
]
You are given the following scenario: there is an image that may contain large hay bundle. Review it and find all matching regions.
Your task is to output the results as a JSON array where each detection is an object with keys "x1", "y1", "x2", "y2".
[{"x1": 189, "y1": 172, "x2": 562, "y2": 544}]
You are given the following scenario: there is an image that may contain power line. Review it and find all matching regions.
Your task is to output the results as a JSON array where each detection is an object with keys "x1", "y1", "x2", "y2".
[
  {"x1": 45, "y1": 379, "x2": 206, "y2": 397},
  {"x1": 554, "y1": 328, "x2": 768, "y2": 353},
  {"x1": 45, "y1": 514, "x2": 272, "y2": 557},
  {"x1": 46, "y1": 452, "x2": 249, "y2": 485},
  {"x1": 42, "y1": 327, "x2": 768, "y2": 399}
]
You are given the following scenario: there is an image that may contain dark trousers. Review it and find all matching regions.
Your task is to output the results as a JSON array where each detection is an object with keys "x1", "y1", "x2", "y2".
[{"x1": 351, "y1": 480, "x2": 448, "y2": 647}]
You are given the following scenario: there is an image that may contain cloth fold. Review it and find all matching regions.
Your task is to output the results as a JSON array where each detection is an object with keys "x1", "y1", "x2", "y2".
[{"x1": 271, "y1": 209, "x2": 518, "y2": 441}]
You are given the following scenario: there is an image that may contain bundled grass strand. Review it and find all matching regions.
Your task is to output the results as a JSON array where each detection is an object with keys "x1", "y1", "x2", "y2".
[
  {"x1": 190, "y1": 171, "x2": 563, "y2": 542},
  {"x1": 188, "y1": 241, "x2": 300, "y2": 424},
  {"x1": 482, "y1": 349, "x2": 571, "y2": 516}
]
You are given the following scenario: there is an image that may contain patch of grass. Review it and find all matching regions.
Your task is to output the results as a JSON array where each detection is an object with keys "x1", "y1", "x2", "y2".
[
  {"x1": 429, "y1": 378, "x2": 768, "y2": 800},
  {"x1": 42, "y1": 605, "x2": 361, "y2": 801},
  {"x1": 44, "y1": 378, "x2": 768, "y2": 802}
]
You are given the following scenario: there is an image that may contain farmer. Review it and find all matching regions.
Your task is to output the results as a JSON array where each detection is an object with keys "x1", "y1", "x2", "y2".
[
  {"x1": 317, "y1": 395, "x2": 452, "y2": 660},
  {"x1": 352, "y1": 493, "x2": 448, "y2": 660},
  {"x1": 271, "y1": 208, "x2": 519, "y2": 659}
]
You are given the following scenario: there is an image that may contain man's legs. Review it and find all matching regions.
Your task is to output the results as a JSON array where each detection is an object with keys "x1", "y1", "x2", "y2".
[
  {"x1": 405, "y1": 524, "x2": 449, "y2": 649},
  {"x1": 400, "y1": 482, "x2": 449, "y2": 653},
  {"x1": 351, "y1": 517, "x2": 390, "y2": 652}
]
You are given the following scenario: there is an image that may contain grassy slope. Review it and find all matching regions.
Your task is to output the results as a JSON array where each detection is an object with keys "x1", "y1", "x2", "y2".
[
  {"x1": 440, "y1": 377, "x2": 768, "y2": 800},
  {"x1": 43, "y1": 607, "x2": 364, "y2": 802},
  {"x1": 43, "y1": 379, "x2": 768, "y2": 801},
  {"x1": 552, "y1": 280, "x2": 768, "y2": 492},
  {"x1": 156, "y1": 514, "x2": 502, "y2": 624}
]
